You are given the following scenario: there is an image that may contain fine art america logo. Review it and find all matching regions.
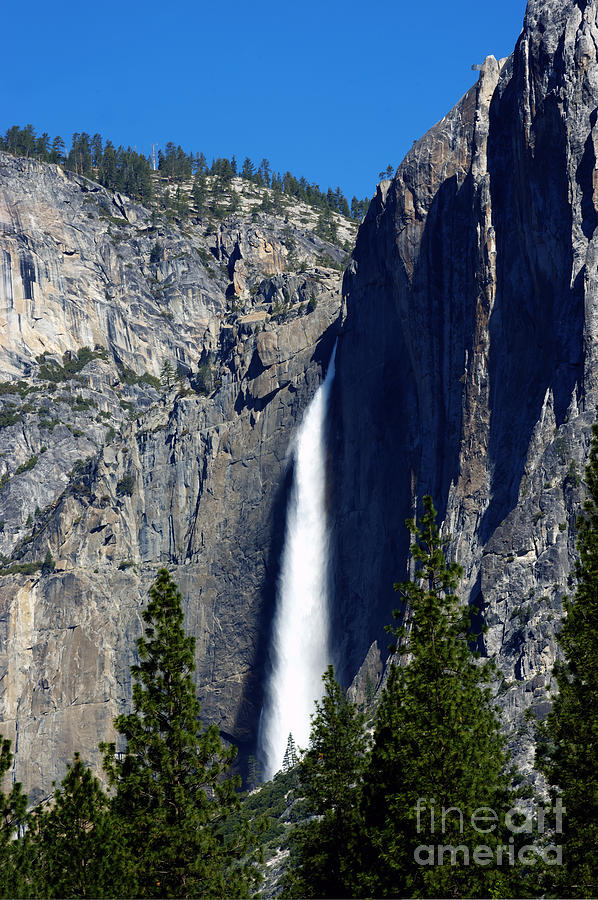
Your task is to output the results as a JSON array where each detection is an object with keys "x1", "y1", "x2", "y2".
[{"x1": 413, "y1": 798, "x2": 564, "y2": 866}]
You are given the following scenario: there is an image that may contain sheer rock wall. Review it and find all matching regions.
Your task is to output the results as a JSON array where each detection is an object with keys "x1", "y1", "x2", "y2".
[
  {"x1": 333, "y1": 0, "x2": 598, "y2": 779},
  {"x1": 0, "y1": 156, "x2": 345, "y2": 801}
]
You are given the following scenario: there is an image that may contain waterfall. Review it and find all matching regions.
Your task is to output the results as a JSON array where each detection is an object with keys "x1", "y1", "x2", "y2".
[{"x1": 258, "y1": 344, "x2": 337, "y2": 780}]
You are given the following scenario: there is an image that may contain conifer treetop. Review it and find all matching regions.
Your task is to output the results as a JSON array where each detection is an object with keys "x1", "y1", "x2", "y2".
[{"x1": 101, "y1": 567, "x2": 260, "y2": 899}]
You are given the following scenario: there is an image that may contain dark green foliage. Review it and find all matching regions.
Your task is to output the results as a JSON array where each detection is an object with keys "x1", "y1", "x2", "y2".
[
  {"x1": 0, "y1": 380, "x2": 36, "y2": 398},
  {"x1": 247, "y1": 755, "x2": 261, "y2": 791},
  {"x1": 0, "y1": 407, "x2": 21, "y2": 428},
  {"x1": 41, "y1": 551, "x2": 55, "y2": 575},
  {"x1": 241, "y1": 157, "x2": 255, "y2": 179},
  {"x1": 14, "y1": 455, "x2": 39, "y2": 476},
  {"x1": 98, "y1": 144, "x2": 153, "y2": 203},
  {"x1": 210, "y1": 157, "x2": 236, "y2": 183},
  {"x1": 283, "y1": 666, "x2": 369, "y2": 899},
  {"x1": 159, "y1": 143, "x2": 193, "y2": 181},
  {"x1": 281, "y1": 225, "x2": 296, "y2": 255},
  {"x1": 350, "y1": 196, "x2": 369, "y2": 220},
  {"x1": 69, "y1": 459, "x2": 86, "y2": 479},
  {"x1": 273, "y1": 169, "x2": 364, "y2": 219},
  {"x1": 0, "y1": 560, "x2": 44, "y2": 577},
  {"x1": 49, "y1": 136, "x2": 65, "y2": 163},
  {"x1": 315, "y1": 209, "x2": 338, "y2": 243},
  {"x1": 86, "y1": 134, "x2": 153, "y2": 202},
  {"x1": 38, "y1": 417, "x2": 60, "y2": 433},
  {"x1": 1, "y1": 124, "x2": 43, "y2": 160},
  {"x1": 192, "y1": 171, "x2": 207, "y2": 213},
  {"x1": 100, "y1": 568, "x2": 260, "y2": 898},
  {"x1": 67, "y1": 132, "x2": 93, "y2": 177},
  {"x1": 91, "y1": 133, "x2": 103, "y2": 168},
  {"x1": 315, "y1": 252, "x2": 338, "y2": 269},
  {"x1": 0, "y1": 126, "x2": 152, "y2": 202},
  {"x1": 282, "y1": 733, "x2": 298, "y2": 772},
  {"x1": 378, "y1": 163, "x2": 395, "y2": 181},
  {"x1": 116, "y1": 475, "x2": 135, "y2": 497},
  {"x1": 117, "y1": 364, "x2": 160, "y2": 390},
  {"x1": 537, "y1": 422, "x2": 598, "y2": 897},
  {"x1": 307, "y1": 295, "x2": 318, "y2": 313},
  {"x1": 0, "y1": 576, "x2": 262, "y2": 898},
  {"x1": 194, "y1": 359, "x2": 214, "y2": 395},
  {"x1": 219, "y1": 768, "x2": 297, "y2": 861},
  {"x1": 173, "y1": 185, "x2": 189, "y2": 218},
  {"x1": 140, "y1": 371, "x2": 161, "y2": 389},
  {"x1": 36, "y1": 346, "x2": 107, "y2": 383},
  {"x1": 260, "y1": 193, "x2": 274, "y2": 213},
  {"x1": 70, "y1": 394, "x2": 96, "y2": 412},
  {"x1": 1, "y1": 124, "x2": 368, "y2": 221},
  {"x1": 149, "y1": 241, "x2": 163, "y2": 266},
  {"x1": 565, "y1": 459, "x2": 581, "y2": 488},
  {"x1": 356, "y1": 496, "x2": 528, "y2": 899},
  {"x1": 258, "y1": 158, "x2": 271, "y2": 187},
  {"x1": 30, "y1": 754, "x2": 135, "y2": 898},
  {"x1": 0, "y1": 735, "x2": 30, "y2": 899},
  {"x1": 270, "y1": 299, "x2": 289, "y2": 321},
  {"x1": 160, "y1": 359, "x2": 175, "y2": 390}
]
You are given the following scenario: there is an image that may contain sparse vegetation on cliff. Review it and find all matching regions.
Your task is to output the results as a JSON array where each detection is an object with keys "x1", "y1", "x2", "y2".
[
  {"x1": 0, "y1": 124, "x2": 369, "y2": 222},
  {"x1": 537, "y1": 421, "x2": 598, "y2": 897}
]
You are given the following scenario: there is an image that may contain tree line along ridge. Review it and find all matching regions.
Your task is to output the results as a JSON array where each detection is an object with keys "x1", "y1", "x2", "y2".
[{"x1": 0, "y1": 124, "x2": 370, "y2": 223}]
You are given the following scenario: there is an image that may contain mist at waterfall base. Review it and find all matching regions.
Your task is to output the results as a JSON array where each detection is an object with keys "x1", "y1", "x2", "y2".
[{"x1": 258, "y1": 346, "x2": 337, "y2": 781}]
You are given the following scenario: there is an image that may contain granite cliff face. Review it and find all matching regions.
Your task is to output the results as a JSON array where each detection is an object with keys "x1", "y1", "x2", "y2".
[
  {"x1": 1, "y1": 0, "x2": 597, "y2": 800},
  {"x1": 0, "y1": 157, "x2": 350, "y2": 801},
  {"x1": 333, "y1": 0, "x2": 598, "y2": 779}
]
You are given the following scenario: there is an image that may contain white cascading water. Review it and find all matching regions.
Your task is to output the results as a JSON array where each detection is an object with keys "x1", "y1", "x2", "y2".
[{"x1": 258, "y1": 343, "x2": 337, "y2": 780}]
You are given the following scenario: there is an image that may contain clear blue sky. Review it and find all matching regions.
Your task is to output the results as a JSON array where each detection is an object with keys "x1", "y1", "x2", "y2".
[{"x1": 3, "y1": 0, "x2": 527, "y2": 201}]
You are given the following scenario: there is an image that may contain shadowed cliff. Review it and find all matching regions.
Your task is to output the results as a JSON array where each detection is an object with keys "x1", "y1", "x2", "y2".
[{"x1": 332, "y1": 0, "x2": 597, "y2": 782}]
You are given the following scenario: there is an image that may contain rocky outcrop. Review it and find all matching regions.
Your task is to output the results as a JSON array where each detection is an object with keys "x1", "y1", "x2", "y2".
[
  {"x1": 0, "y1": 156, "x2": 349, "y2": 801},
  {"x1": 0, "y1": 156, "x2": 225, "y2": 378},
  {"x1": 0, "y1": 294, "x2": 340, "y2": 802},
  {"x1": 2, "y1": 0, "x2": 595, "y2": 801},
  {"x1": 346, "y1": 641, "x2": 383, "y2": 710},
  {"x1": 332, "y1": 0, "x2": 598, "y2": 780}
]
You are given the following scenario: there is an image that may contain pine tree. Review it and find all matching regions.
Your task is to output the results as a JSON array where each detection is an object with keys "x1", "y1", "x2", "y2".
[
  {"x1": 30, "y1": 754, "x2": 134, "y2": 898},
  {"x1": 49, "y1": 136, "x2": 65, "y2": 164},
  {"x1": 41, "y1": 549, "x2": 55, "y2": 575},
  {"x1": 100, "y1": 140, "x2": 117, "y2": 190},
  {"x1": 537, "y1": 422, "x2": 598, "y2": 897},
  {"x1": 100, "y1": 568, "x2": 260, "y2": 898},
  {"x1": 283, "y1": 665, "x2": 369, "y2": 899},
  {"x1": 259, "y1": 158, "x2": 271, "y2": 187},
  {"x1": 0, "y1": 735, "x2": 30, "y2": 899},
  {"x1": 357, "y1": 496, "x2": 527, "y2": 899},
  {"x1": 90, "y1": 133, "x2": 103, "y2": 169},
  {"x1": 192, "y1": 171, "x2": 207, "y2": 214},
  {"x1": 194, "y1": 152, "x2": 207, "y2": 173},
  {"x1": 229, "y1": 188, "x2": 241, "y2": 214},
  {"x1": 241, "y1": 157, "x2": 255, "y2": 180},
  {"x1": 282, "y1": 733, "x2": 298, "y2": 772},
  {"x1": 174, "y1": 185, "x2": 189, "y2": 219},
  {"x1": 246, "y1": 755, "x2": 261, "y2": 791},
  {"x1": 160, "y1": 359, "x2": 174, "y2": 390}
]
